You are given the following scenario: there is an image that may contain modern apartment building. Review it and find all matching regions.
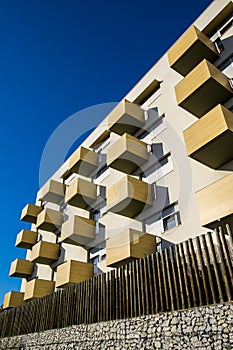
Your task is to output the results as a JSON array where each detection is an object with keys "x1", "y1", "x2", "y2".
[{"x1": 3, "y1": 0, "x2": 233, "y2": 309}]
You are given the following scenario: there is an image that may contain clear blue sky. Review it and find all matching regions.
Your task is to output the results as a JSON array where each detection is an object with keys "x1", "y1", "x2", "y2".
[{"x1": 0, "y1": 0, "x2": 213, "y2": 304}]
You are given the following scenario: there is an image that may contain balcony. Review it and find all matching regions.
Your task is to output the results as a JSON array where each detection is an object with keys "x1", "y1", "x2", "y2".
[
  {"x1": 65, "y1": 177, "x2": 98, "y2": 209},
  {"x1": 20, "y1": 204, "x2": 43, "y2": 224},
  {"x1": 61, "y1": 146, "x2": 98, "y2": 179},
  {"x1": 24, "y1": 279, "x2": 55, "y2": 301},
  {"x1": 107, "y1": 133, "x2": 149, "y2": 174},
  {"x1": 61, "y1": 215, "x2": 96, "y2": 246},
  {"x1": 108, "y1": 99, "x2": 145, "y2": 135},
  {"x1": 175, "y1": 59, "x2": 233, "y2": 117},
  {"x1": 38, "y1": 179, "x2": 65, "y2": 204},
  {"x1": 196, "y1": 173, "x2": 233, "y2": 228},
  {"x1": 30, "y1": 241, "x2": 60, "y2": 264},
  {"x1": 183, "y1": 105, "x2": 233, "y2": 169},
  {"x1": 55, "y1": 260, "x2": 94, "y2": 288},
  {"x1": 168, "y1": 25, "x2": 218, "y2": 76},
  {"x1": 107, "y1": 175, "x2": 152, "y2": 218},
  {"x1": 9, "y1": 258, "x2": 34, "y2": 278},
  {"x1": 106, "y1": 228, "x2": 156, "y2": 267},
  {"x1": 15, "y1": 229, "x2": 38, "y2": 249},
  {"x1": 3, "y1": 291, "x2": 24, "y2": 309},
  {"x1": 36, "y1": 208, "x2": 63, "y2": 233}
]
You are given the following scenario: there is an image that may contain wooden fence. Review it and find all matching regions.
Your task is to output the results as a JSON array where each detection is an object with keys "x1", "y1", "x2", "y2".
[{"x1": 0, "y1": 225, "x2": 233, "y2": 338}]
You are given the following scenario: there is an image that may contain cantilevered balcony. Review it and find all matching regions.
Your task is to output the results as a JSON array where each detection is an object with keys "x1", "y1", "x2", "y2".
[
  {"x1": 90, "y1": 129, "x2": 111, "y2": 148},
  {"x1": 38, "y1": 179, "x2": 65, "y2": 204},
  {"x1": 106, "y1": 228, "x2": 156, "y2": 267},
  {"x1": 3, "y1": 291, "x2": 24, "y2": 309},
  {"x1": 9, "y1": 258, "x2": 33, "y2": 278},
  {"x1": 20, "y1": 204, "x2": 43, "y2": 224},
  {"x1": 183, "y1": 105, "x2": 233, "y2": 169},
  {"x1": 36, "y1": 208, "x2": 63, "y2": 233},
  {"x1": 30, "y1": 241, "x2": 60, "y2": 264},
  {"x1": 55, "y1": 260, "x2": 94, "y2": 288},
  {"x1": 61, "y1": 146, "x2": 98, "y2": 179},
  {"x1": 168, "y1": 25, "x2": 218, "y2": 76},
  {"x1": 107, "y1": 133, "x2": 149, "y2": 174},
  {"x1": 108, "y1": 99, "x2": 145, "y2": 135},
  {"x1": 65, "y1": 177, "x2": 98, "y2": 209},
  {"x1": 24, "y1": 279, "x2": 55, "y2": 301},
  {"x1": 15, "y1": 229, "x2": 38, "y2": 249},
  {"x1": 61, "y1": 215, "x2": 96, "y2": 246},
  {"x1": 107, "y1": 175, "x2": 152, "y2": 218},
  {"x1": 175, "y1": 59, "x2": 233, "y2": 117},
  {"x1": 196, "y1": 173, "x2": 233, "y2": 228}
]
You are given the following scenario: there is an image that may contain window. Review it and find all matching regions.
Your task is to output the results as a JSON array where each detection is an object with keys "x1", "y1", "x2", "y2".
[
  {"x1": 89, "y1": 256, "x2": 99, "y2": 274},
  {"x1": 214, "y1": 37, "x2": 224, "y2": 54},
  {"x1": 90, "y1": 210, "x2": 100, "y2": 234}
]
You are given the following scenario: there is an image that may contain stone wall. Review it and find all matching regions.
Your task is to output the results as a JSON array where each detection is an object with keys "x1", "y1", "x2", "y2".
[{"x1": 1, "y1": 302, "x2": 232, "y2": 350}]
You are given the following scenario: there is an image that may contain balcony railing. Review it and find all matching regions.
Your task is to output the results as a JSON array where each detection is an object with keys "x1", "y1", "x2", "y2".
[
  {"x1": 168, "y1": 25, "x2": 218, "y2": 76},
  {"x1": 108, "y1": 99, "x2": 145, "y2": 136},
  {"x1": 106, "y1": 228, "x2": 157, "y2": 267},
  {"x1": 61, "y1": 215, "x2": 96, "y2": 246},
  {"x1": 9, "y1": 258, "x2": 34, "y2": 278},
  {"x1": 15, "y1": 229, "x2": 38, "y2": 249},
  {"x1": 175, "y1": 59, "x2": 233, "y2": 117},
  {"x1": 183, "y1": 104, "x2": 233, "y2": 169},
  {"x1": 107, "y1": 133, "x2": 149, "y2": 174},
  {"x1": 55, "y1": 260, "x2": 94, "y2": 288},
  {"x1": 107, "y1": 175, "x2": 152, "y2": 218},
  {"x1": 30, "y1": 241, "x2": 60, "y2": 264}
]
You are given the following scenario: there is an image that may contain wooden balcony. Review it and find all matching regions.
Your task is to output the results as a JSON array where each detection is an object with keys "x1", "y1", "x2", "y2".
[
  {"x1": 107, "y1": 175, "x2": 152, "y2": 218},
  {"x1": 3, "y1": 291, "x2": 24, "y2": 309},
  {"x1": 15, "y1": 229, "x2": 38, "y2": 249},
  {"x1": 175, "y1": 59, "x2": 233, "y2": 117},
  {"x1": 168, "y1": 25, "x2": 218, "y2": 76},
  {"x1": 106, "y1": 228, "x2": 156, "y2": 267},
  {"x1": 55, "y1": 260, "x2": 94, "y2": 288},
  {"x1": 196, "y1": 173, "x2": 233, "y2": 228},
  {"x1": 30, "y1": 241, "x2": 60, "y2": 264},
  {"x1": 36, "y1": 208, "x2": 63, "y2": 233},
  {"x1": 20, "y1": 204, "x2": 43, "y2": 224},
  {"x1": 108, "y1": 99, "x2": 145, "y2": 135},
  {"x1": 61, "y1": 146, "x2": 98, "y2": 179},
  {"x1": 65, "y1": 177, "x2": 97, "y2": 209},
  {"x1": 90, "y1": 129, "x2": 110, "y2": 148},
  {"x1": 107, "y1": 133, "x2": 149, "y2": 174},
  {"x1": 183, "y1": 105, "x2": 233, "y2": 169},
  {"x1": 24, "y1": 279, "x2": 55, "y2": 301},
  {"x1": 9, "y1": 258, "x2": 34, "y2": 278},
  {"x1": 61, "y1": 215, "x2": 96, "y2": 246},
  {"x1": 39, "y1": 179, "x2": 65, "y2": 204}
]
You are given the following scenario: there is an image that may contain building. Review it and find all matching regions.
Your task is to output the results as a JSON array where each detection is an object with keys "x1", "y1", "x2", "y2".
[{"x1": 3, "y1": 0, "x2": 233, "y2": 309}]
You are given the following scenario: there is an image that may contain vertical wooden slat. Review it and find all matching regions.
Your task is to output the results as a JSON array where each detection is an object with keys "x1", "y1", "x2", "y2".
[
  {"x1": 169, "y1": 246, "x2": 180, "y2": 310},
  {"x1": 226, "y1": 224, "x2": 233, "y2": 247},
  {"x1": 219, "y1": 227, "x2": 233, "y2": 299},
  {"x1": 156, "y1": 252, "x2": 164, "y2": 312},
  {"x1": 195, "y1": 236, "x2": 210, "y2": 305},
  {"x1": 200, "y1": 234, "x2": 217, "y2": 304},
  {"x1": 139, "y1": 259, "x2": 145, "y2": 315},
  {"x1": 184, "y1": 240, "x2": 197, "y2": 307},
  {"x1": 188, "y1": 238, "x2": 203, "y2": 306},
  {"x1": 151, "y1": 254, "x2": 159, "y2": 313},
  {"x1": 161, "y1": 250, "x2": 169, "y2": 310},
  {"x1": 179, "y1": 243, "x2": 191, "y2": 308},
  {"x1": 164, "y1": 249, "x2": 174, "y2": 311},
  {"x1": 175, "y1": 244, "x2": 185, "y2": 309},
  {"x1": 143, "y1": 257, "x2": 150, "y2": 315},
  {"x1": 135, "y1": 259, "x2": 142, "y2": 316},
  {"x1": 146, "y1": 255, "x2": 154, "y2": 314},
  {"x1": 132, "y1": 260, "x2": 138, "y2": 317}
]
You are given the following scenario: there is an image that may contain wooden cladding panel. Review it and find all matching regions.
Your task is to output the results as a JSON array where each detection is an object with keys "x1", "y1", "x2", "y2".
[
  {"x1": 3, "y1": 291, "x2": 24, "y2": 310},
  {"x1": 107, "y1": 175, "x2": 152, "y2": 218},
  {"x1": 196, "y1": 173, "x2": 233, "y2": 227},
  {"x1": 24, "y1": 279, "x2": 55, "y2": 301},
  {"x1": 61, "y1": 146, "x2": 98, "y2": 179},
  {"x1": 30, "y1": 241, "x2": 60, "y2": 264},
  {"x1": 20, "y1": 204, "x2": 43, "y2": 224},
  {"x1": 9, "y1": 258, "x2": 33, "y2": 278},
  {"x1": 107, "y1": 133, "x2": 149, "y2": 174},
  {"x1": 65, "y1": 177, "x2": 97, "y2": 209},
  {"x1": 15, "y1": 229, "x2": 38, "y2": 249},
  {"x1": 175, "y1": 59, "x2": 233, "y2": 117},
  {"x1": 108, "y1": 99, "x2": 145, "y2": 135},
  {"x1": 61, "y1": 215, "x2": 96, "y2": 246},
  {"x1": 168, "y1": 25, "x2": 218, "y2": 76},
  {"x1": 183, "y1": 105, "x2": 233, "y2": 168},
  {"x1": 56, "y1": 260, "x2": 94, "y2": 288},
  {"x1": 36, "y1": 208, "x2": 63, "y2": 233},
  {"x1": 106, "y1": 228, "x2": 156, "y2": 267}
]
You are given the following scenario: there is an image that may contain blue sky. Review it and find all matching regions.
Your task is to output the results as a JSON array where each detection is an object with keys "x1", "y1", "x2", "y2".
[{"x1": 0, "y1": 0, "x2": 212, "y2": 304}]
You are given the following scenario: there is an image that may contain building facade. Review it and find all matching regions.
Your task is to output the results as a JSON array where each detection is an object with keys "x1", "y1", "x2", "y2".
[{"x1": 3, "y1": 0, "x2": 233, "y2": 309}]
